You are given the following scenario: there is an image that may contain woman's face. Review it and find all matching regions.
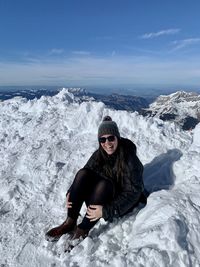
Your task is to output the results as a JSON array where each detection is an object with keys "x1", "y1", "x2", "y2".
[{"x1": 99, "y1": 134, "x2": 118, "y2": 155}]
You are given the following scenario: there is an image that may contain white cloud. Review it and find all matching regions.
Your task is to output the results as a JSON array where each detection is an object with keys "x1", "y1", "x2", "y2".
[
  {"x1": 49, "y1": 49, "x2": 64, "y2": 55},
  {"x1": 141, "y1": 29, "x2": 180, "y2": 39},
  {"x1": 0, "y1": 54, "x2": 200, "y2": 87},
  {"x1": 172, "y1": 38, "x2": 200, "y2": 50}
]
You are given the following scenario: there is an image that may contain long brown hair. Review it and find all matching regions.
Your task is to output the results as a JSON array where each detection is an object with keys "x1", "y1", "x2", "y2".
[{"x1": 96, "y1": 138, "x2": 127, "y2": 188}]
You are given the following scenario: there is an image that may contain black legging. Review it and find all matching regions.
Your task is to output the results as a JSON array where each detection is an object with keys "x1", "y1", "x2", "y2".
[{"x1": 68, "y1": 168, "x2": 114, "y2": 230}]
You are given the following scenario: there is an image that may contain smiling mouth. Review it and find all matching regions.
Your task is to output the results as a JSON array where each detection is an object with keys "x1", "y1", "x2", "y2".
[{"x1": 106, "y1": 147, "x2": 114, "y2": 152}]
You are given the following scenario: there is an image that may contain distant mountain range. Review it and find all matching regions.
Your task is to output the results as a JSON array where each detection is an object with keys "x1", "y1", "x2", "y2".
[
  {"x1": 0, "y1": 87, "x2": 150, "y2": 112},
  {"x1": 0, "y1": 87, "x2": 199, "y2": 130},
  {"x1": 67, "y1": 88, "x2": 149, "y2": 112},
  {"x1": 141, "y1": 91, "x2": 200, "y2": 130},
  {"x1": 0, "y1": 87, "x2": 60, "y2": 101}
]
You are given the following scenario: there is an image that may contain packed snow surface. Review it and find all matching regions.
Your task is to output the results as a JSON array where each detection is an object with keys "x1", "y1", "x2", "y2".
[{"x1": 0, "y1": 89, "x2": 200, "y2": 267}]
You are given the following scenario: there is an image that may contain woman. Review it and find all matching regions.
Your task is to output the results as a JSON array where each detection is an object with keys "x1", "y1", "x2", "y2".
[{"x1": 46, "y1": 116, "x2": 147, "y2": 242}]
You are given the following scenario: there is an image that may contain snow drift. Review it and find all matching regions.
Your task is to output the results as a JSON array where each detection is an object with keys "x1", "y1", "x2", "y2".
[{"x1": 0, "y1": 89, "x2": 200, "y2": 267}]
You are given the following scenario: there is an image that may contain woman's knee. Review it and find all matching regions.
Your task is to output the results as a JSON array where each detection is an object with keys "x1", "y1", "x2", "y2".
[
  {"x1": 76, "y1": 168, "x2": 88, "y2": 177},
  {"x1": 73, "y1": 168, "x2": 91, "y2": 185}
]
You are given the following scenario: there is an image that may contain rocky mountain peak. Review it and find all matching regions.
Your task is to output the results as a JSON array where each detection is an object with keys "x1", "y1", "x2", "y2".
[{"x1": 143, "y1": 90, "x2": 200, "y2": 130}]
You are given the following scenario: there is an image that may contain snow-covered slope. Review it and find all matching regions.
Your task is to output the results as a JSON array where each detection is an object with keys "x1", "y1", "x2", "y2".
[
  {"x1": 144, "y1": 91, "x2": 200, "y2": 129},
  {"x1": 147, "y1": 91, "x2": 200, "y2": 118},
  {"x1": 0, "y1": 89, "x2": 200, "y2": 267}
]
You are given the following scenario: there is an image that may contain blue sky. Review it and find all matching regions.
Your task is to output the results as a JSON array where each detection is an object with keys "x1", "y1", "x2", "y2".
[{"x1": 0, "y1": 0, "x2": 200, "y2": 90}]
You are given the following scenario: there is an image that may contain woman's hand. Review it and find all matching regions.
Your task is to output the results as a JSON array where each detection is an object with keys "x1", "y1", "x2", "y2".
[
  {"x1": 86, "y1": 205, "x2": 103, "y2": 221},
  {"x1": 66, "y1": 192, "x2": 72, "y2": 209}
]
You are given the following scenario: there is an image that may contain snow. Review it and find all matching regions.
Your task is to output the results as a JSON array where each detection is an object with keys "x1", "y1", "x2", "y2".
[
  {"x1": 0, "y1": 88, "x2": 200, "y2": 267},
  {"x1": 147, "y1": 90, "x2": 200, "y2": 120}
]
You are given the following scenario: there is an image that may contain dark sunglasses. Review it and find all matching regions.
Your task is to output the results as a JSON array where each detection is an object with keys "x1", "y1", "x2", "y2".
[{"x1": 99, "y1": 135, "x2": 116, "y2": 143}]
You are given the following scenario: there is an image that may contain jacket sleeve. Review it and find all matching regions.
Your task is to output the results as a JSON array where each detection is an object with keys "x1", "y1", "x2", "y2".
[{"x1": 102, "y1": 153, "x2": 144, "y2": 222}]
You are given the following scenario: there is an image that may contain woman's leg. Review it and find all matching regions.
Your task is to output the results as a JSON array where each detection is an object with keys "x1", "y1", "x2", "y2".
[
  {"x1": 67, "y1": 168, "x2": 97, "y2": 220},
  {"x1": 77, "y1": 177, "x2": 114, "y2": 231},
  {"x1": 46, "y1": 168, "x2": 113, "y2": 240},
  {"x1": 46, "y1": 168, "x2": 95, "y2": 240}
]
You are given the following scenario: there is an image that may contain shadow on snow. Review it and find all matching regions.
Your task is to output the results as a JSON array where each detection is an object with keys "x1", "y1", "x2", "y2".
[{"x1": 143, "y1": 148, "x2": 183, "y2": 193}]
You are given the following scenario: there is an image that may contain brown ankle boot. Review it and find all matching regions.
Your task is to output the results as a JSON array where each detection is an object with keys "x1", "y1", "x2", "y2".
[
  {"x1": 71, "y1": 227, "x2": 89, "y2": 241},
  {"x1": 45, "y1": 217, "x2": 76, "y2": 241},
  {"x1": 65, "y1": 227, "x2": 90, "y2": 252}
]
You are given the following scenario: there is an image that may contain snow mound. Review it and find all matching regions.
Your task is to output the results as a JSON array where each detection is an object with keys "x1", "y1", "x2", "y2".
[{"x1": 0, "y1": 90, "x2": 200, "y2": 267}]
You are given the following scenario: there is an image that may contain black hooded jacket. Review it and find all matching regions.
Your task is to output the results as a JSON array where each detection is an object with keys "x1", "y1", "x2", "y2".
[{"x1": 84, "y1": 137, "x2": 145, "y2": 222}]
